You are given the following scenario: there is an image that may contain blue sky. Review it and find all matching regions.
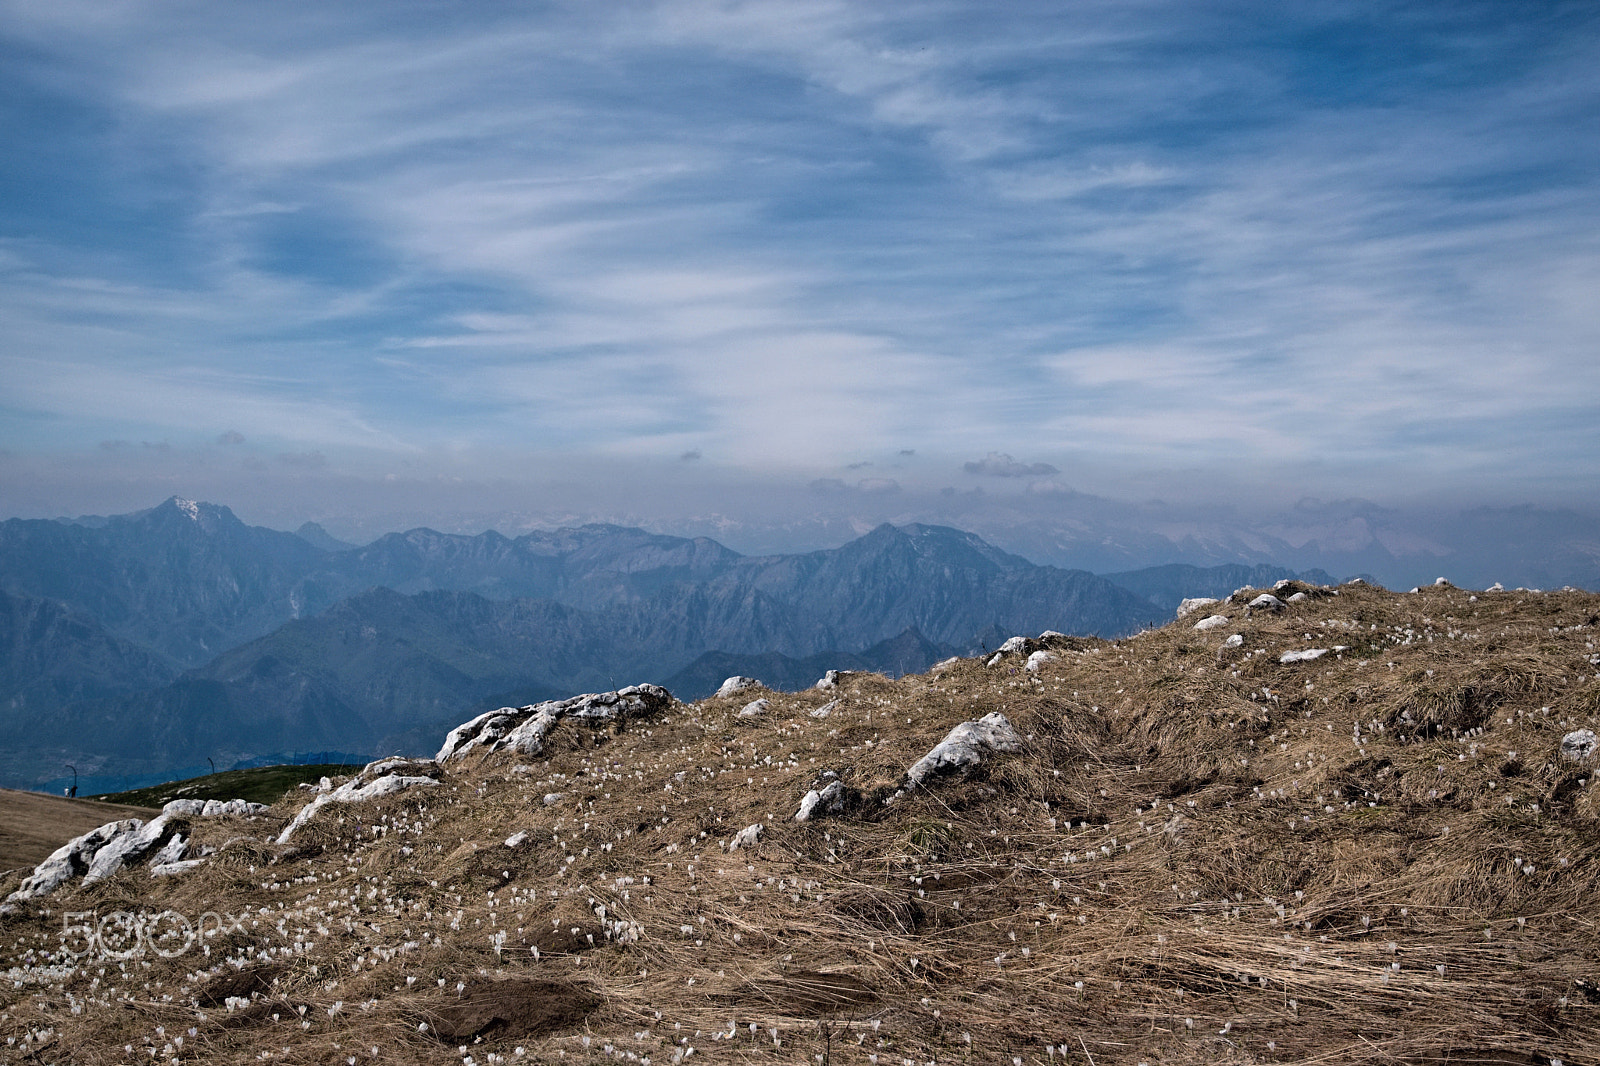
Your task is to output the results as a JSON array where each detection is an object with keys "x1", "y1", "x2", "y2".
[{"x1": 2, "y1": 0, "x2": 1598, "y2": 558}]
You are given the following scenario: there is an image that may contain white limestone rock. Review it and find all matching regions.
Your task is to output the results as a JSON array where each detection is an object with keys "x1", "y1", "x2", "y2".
[
  {"x1": 1561, "y1": 729, "x2": 1597, "y2": 763},
  {"x1": 437, "y1": 685, "x2": 671, "y2": 761},
  {"x1": 1192, "y1": 614, "x2": 1229, "y2": 631},
  {"x1": 150, "y1": 860, "x2": 205, "y2": 878},
  {"x1": 150, "y1": 833, "x2": 188, "y2": 867},
  {"x1": 716, "y1": 676, "x2": 761, "y2": 698},
  {"x1": 84, "y1": 813, "x2": 187, "y2": 885},
  {"x1": 986, "y1": 652, "x2": 1004, "y2": 667},
  {"x1": 931, "y1": 657, "x2": 961, "y2": 672},
  {"x1": 997, "y1": 636, "x2": 1029, "y2": 655},
  {"x1": 729, "y1": 823, "x2": 763, "y2": 850},
  {"x1": 1487, "y1": 582, "x2": 1505, "y2": 592},
  {"x1": 815, "y1": 670, "x2": 841, "y2": 690},
  {"x1": 1274, "y1": 579, "x2": 1292, "y2": 590},
  {"x1": 504, "y1": 831, "x2": 528, "y2": 848},
  {"x1": 897, "y1": 713, "x2": 1024, "y2": 797},
  {"x1": 1039, "y1": 630, "x2": 1067, "y2": 639},
  {"x1": 738, "y1": 698, "x2": 770, "y2": 718},
  {"x1": 1, "y1": 819, "x2": 142, "y2": 913},
  {"x1": 1248, "y1": 594, "x2": 1286, "y2": 612},
  {"x1": 1435, "y1": 577, "x2": 1452, "y2": 586},
  {"x1": 163, "y1": 798, "x2": 268, "y2": 818},
  {"x1": 1280, "y1": 648, "x2": 1330, "y2": 663},
  {"x1": 276, "y1": 757, "x2": 443, "y2": 844},
  {"x1": 543, "y1": 792, "x2": 566, "y2": 806},
  {"x1": 1287, "y1": 592, "x2": 1309, "y2": 603},
  {"x1": 1025, "y1": 650, "x2": 1055, "y2": 673},
  {"x1": 1176, "y1": 597, "x2": 1220, "y2": 618},
  {"x1": 795, "y1": 780, "x2": 845, "y2": 823},
  {"x1": 1222, "y1": 634, "x2": 1244, "y2": 648},
  {"x1": 809, "y1": 699, "x2": 839, "y2": 719},
  {"x1": 0, "y1": 806, "x2": 202, "y2": 910}
]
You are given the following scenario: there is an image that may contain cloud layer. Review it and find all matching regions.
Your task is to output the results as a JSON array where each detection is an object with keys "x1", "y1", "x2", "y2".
[{"x1": 1, "y1": 0, "x2": 1598, "y2": 526}]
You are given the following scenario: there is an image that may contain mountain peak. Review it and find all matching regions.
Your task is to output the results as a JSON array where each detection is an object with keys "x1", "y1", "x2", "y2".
[{"x1": 139, "y1": 496, "x2": 244, "y2": 535}]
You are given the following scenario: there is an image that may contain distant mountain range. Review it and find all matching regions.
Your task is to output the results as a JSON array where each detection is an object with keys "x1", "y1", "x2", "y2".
[{"x1": 0, "y1": 496, "x2": 1337, "y2": 791}]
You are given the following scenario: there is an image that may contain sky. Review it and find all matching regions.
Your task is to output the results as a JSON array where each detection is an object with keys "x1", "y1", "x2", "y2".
[{"x1": 2, "y1": 1, "x2": 1598, "y2": 570}]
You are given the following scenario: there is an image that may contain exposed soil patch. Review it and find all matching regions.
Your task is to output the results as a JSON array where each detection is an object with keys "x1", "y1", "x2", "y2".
[
  {"x1": 196, "y1": 965, "x2": 285, "y2": 1006},
  {"x1": 422, "y1": 978, "x2": 601, "y2": 1040}
]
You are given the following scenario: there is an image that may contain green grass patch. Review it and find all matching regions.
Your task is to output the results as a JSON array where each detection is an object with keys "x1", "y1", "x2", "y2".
[{"x1": 90, "y1": 764, "x2": 357, "y2": 808}]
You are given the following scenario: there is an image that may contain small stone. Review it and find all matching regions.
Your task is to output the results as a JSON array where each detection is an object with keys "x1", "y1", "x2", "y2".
[
  {"x1": 1561, "y1": 730, "x2": 1597, "y2": 763},
  {"x1": 795, "y1": 780, "x2": 846, "y2": 822},
  {"x1": 899, "y1": 713, "x2": 1024, "y2": 795},
  {"x1": 809, "y1": 699, "x2": 839, "y2": 719},
  {"x1": 738, "y1": 698, "x2": 770, "y2": 718},
  {"x1": 1193, "y1": 614, "x2": 1229, "y2": 631},
  {"x1": 729, "y1": 824, "x2": 763, "y2": 850},
  {"x1": 716, "y1": 676, "x2": 762, "y2": 698},
  {"x1": 1176, "y1": 598, "x2": 1220, "y2": 618}
]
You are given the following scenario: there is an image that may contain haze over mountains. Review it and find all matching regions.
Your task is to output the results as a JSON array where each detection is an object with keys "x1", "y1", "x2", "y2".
[{"x1": 0, "y1": 497, "x2": 1345, "y2": 792}]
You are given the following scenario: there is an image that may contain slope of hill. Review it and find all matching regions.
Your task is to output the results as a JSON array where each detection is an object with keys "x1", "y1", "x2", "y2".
[{"x1": 2, "y1": 582, "x2": 1596, "y2": 1063}]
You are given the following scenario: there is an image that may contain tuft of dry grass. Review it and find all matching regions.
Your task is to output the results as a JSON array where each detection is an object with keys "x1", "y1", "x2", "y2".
[{"x1": 2, "y1": 582, "x2": 1598, "y2": 1065}]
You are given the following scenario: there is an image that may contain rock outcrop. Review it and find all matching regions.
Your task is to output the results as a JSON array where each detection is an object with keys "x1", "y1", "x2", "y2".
[
  {"x1": 1176, "y1": 597, "x2": 1220, "y2": 618},
  {"x1": 795, "y1": 779, "x2": 846, "y2": 822},
  {"x1": 277, "y1": 757, "x2": 443, "y2": 844},
  {"x1": 437, "y1": 685, "x2": 671, "y2": 762},
  {"x1": 715, "y1": 676, "x2": 761, "y2": 698},
  {"x1": 1, "y1": 808, "x2": 201, "y2": 912},
  {"x1": 163, "y1": 798, "x2": 269, "y2": 817},
  {"x1": 891, "y1": 712, "x2": 1024, "y2": 801}
]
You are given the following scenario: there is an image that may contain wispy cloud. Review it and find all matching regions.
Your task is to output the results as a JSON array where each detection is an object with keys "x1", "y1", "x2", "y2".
[{"x1": 0, "y1": 0, "x2": 1596, "y2": 524}]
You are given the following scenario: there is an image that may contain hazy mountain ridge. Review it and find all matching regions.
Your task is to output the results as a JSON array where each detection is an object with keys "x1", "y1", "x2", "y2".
[
  {"x1": 0, "y1": 498, "x2": 329, "y2": 668},
  {"x1": 0, "y1": 497, "x2": 1348, "y2": 790},
  {"x1": 0, "y1": 589, "x2": 178, "y2": 720}
]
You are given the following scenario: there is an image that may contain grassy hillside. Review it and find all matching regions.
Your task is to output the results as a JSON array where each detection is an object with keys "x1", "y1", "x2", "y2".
[
  {"x1": 92, "y1": 764, "x2": 361, "y2": 809},
  {"x1": 2, "y1": 581, "x2": 1597, "y2": 1064}
]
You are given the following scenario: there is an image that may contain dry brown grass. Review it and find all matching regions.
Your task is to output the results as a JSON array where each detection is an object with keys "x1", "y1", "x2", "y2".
[{"x1": 2, "y1": 582, "x2": 1598, "y2": 1065}]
